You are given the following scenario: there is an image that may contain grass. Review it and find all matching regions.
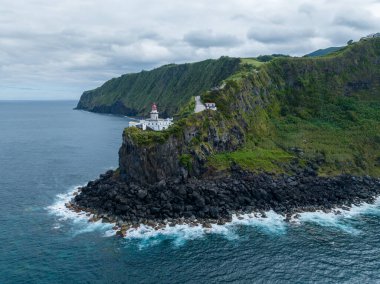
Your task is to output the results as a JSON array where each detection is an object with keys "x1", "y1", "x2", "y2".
[
  {"x1": 241, "y1": 58, "x2": 265, "y2": 68},
  {"x1": 244, "y1": 96, "x2": 380, "y2": 176},
  {"x1": 270, "y1": 111, "x2": 380, "y2": 176},
  {"x1": 124, "y1": 121, "x2": 185, "y2": 146},
  {"x1": 208, "y1": 148, "x2": 294, "y2": 173},
  {"x1": 206, "y1": 83, "x2": 380, "y2": 176},
  {"x1": 124, "y1": 127, "x2": 169, "y2": 145},
  {"x1": 224, "y1": 58, "x2": 265, "y2": 83}
]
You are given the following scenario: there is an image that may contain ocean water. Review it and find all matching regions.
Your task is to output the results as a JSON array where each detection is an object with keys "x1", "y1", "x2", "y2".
[{"x1": 1, "y1": 101, "x2": 380, "y2": 283}]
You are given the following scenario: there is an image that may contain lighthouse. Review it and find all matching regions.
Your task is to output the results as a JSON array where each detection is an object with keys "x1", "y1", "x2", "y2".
[
  {"x1": 150, "y1": 103, "x2": 159, "y2": 120},
  {"x1": 129, "y1": 102, "x2": 173, "y2": 131}
]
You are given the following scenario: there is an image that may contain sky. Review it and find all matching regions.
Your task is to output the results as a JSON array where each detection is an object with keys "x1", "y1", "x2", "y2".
[{"x1": 0, "y1": 0, "x2": 379, "y2": 100}]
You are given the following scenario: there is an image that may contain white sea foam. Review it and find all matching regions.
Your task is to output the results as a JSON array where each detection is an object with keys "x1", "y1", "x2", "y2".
[
  {"x1": 295, "y1": 196, "x2": 380, "y2": 234},
  {"x1": 121, "y1": 222, "x2": 241, "y2": 249},
  {"x1": 46, "y1": 185, "x2": 114, "y2": 237},
  {"x1": 120, "y1": 211, "x2": 286, "y2": 248},
  {"x1": 228, "y1": 211, "x2": 287, "y2": 234},
  {"x1": 121, "y1": 199, "x2": 380, "y2": 245},
  {"x1": 47, "y1": 186, "x2": 380, "y2": 245},
  {"x1": 53, "y1": 223, "x2": 61, "y2": 230}
]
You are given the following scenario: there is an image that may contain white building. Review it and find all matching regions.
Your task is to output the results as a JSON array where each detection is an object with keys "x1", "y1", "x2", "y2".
[
  {"x1": 205, "y1": 102, "x2": 217, "y2": 110},
  {"x1": 129, "y1": 103, "x2": 173, "y2": 131}
]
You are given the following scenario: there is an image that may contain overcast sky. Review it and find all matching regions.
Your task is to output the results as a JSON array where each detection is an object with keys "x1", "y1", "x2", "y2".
[{"x1": 1, "y1": 0, "x2": 379, "y2": 100}]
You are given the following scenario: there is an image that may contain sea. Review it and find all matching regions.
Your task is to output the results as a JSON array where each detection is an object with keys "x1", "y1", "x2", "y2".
[{"x1": 1, "y1": 100, "x2": 380, "y2": 284}]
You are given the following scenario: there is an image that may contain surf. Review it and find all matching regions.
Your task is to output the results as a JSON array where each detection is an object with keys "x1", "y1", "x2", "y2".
[{"x1": 47, "y1": 186, "x2": 380, "y2": 248}]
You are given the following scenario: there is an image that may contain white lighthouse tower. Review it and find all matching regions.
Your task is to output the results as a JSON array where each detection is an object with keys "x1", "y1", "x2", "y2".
[{"x1": 150, "y1": 103, "x2": 159, "y2": 120}]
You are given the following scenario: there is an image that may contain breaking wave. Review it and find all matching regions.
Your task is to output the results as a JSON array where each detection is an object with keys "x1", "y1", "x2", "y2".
[
  {"x1": 46, "y1": 185, "x2": 114, "y2": 237},
  {"x1": 47, "y1": 186, "x2": 380, "y2": 247}
]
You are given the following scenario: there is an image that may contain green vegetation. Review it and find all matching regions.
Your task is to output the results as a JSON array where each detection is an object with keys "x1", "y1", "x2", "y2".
[
  {"x1": 208, "y1": 148, "x2": 294, "y2": 173},
  {"x1": 304, "y1": 46, "x2": 344, "y2": 57},
  {"x1": 77, "y1": 56, "x2": 240, "y2": 116},
  {"x1": 256, "y1": 54, "x2": 290, "y2": 62},
  {"x1": 124, "y1": 127, "x2": 169, "y2": 145},
  {"x1": 124, "y1": 122, "x2": 185, "y2": 146},
  {"x1": 226, "y1": 58, "x2": 265, "y2": 83},
  {"x1": 267, "y1": 100, "x2": 380, "y2": 176},
  {"x1": 205, "y1": 38, "x2": 380, "y2": 176},
  {"x1": 240, "y1": 58, "x2": 265, "y2": 67},
  {"x1": 175, "y1": 96, "x2": 196, "y2": 119},
  {"x1": 179, "y1": 154, "x2": 193, "y2": 171}
]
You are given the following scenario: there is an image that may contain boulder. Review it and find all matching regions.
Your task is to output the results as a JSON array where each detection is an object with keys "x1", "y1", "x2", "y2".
[{"x1": 137, "y1": 189, "x2": 148, "y2": 199}]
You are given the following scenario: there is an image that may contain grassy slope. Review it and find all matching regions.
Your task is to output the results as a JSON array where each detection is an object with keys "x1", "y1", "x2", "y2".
[
  {"x1": 122, "y1": 38, "x2": 379, "y2": 178},
  {"x1": 77, "y1": 57, "x2": 240, "y2": 116},
  {"x1": 207, "y1": 38, "x2": 380, "y2": 176}
]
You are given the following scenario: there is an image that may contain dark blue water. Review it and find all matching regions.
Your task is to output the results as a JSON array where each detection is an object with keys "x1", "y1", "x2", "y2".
[{"x1": 1, "y1": 101, "x2": 380, "y2": 283}]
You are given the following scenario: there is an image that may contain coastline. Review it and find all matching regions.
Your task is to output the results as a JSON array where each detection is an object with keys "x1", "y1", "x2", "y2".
[{"x1": 66, "y1": 169, "x2": 380, "y2": 237}]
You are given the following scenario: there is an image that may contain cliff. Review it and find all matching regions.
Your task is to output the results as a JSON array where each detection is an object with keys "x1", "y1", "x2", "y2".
[
  {"x1": 76, "y1": 57, "x2": 240, "y2": 117},
  {"x1": 118, "y1": 38, "x2": 380, "y2": 184}
]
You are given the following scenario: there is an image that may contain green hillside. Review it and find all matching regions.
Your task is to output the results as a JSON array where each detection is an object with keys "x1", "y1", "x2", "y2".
[
  {"x1": 76, "y1": 57, "x2": 240, "y2": 117},
  {"x1": 304, "y1": 46, "x2": 344, "y2": 57},
  {"x1": 207, "y1": 38, "x2": 380, "y2": 176},
  {"x1": 124, "y1": 37, "x2": 380, "y2": 177}
]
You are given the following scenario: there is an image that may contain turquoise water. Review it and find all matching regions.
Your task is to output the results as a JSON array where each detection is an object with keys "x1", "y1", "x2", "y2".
[{"x1": 1, "y1": 101, "x2": 380, "y2": 283}]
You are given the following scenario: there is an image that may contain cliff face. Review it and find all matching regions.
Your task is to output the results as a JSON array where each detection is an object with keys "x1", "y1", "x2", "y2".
[
  {"x1": 76, "y1": 57, "x2": 240, "y2": 117},
  {"x1": 119, "y1": 133, "x2": 184, "y2": 184}
]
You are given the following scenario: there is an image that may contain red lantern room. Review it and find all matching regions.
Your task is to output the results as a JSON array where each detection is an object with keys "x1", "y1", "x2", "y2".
[
  {"x1": 152, "y1": 103, "x2": 157, "y2": 111},
  {"x1": 150, "y1": 102, "x2": 159, "y2": 120}
]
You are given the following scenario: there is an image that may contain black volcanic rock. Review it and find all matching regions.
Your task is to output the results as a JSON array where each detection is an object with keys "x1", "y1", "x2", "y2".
[{"x1": 73, "y1": 169, "x2": 380, "y2": 224}]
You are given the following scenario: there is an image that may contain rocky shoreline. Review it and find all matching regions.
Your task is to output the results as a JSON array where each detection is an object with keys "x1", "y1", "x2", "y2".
[{"x1": 67, "y1": 168, "x2": 380, "y2": 236}]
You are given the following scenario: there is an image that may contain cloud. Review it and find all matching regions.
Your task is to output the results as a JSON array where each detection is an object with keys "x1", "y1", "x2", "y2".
[
  {"x1": 334, "y1": 14, "x2": 378, "y2": 30},
  {"x1": 184, "y1": 30, "x2": 242, "y2": 48},
  {"x1": 247, "y1": 26, "x2": 317, "y2": 44},
  {"x1": 298, "y1": 3, "x2": 316, "y2": 15},
  {"x1": 0, "y1": 0, "x2": 378, "y2": 99}
]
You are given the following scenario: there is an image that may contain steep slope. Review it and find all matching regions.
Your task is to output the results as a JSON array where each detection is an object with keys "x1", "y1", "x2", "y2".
[
  {"x1": 120, "y1": 37, "x2": 380, "y2": 183},
  {"x1": 76, "y1": 57, "x2": 240, "y2": 117},
  {"x1": 214, "y1": 37, "x2": 380, "y2": 176}
]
